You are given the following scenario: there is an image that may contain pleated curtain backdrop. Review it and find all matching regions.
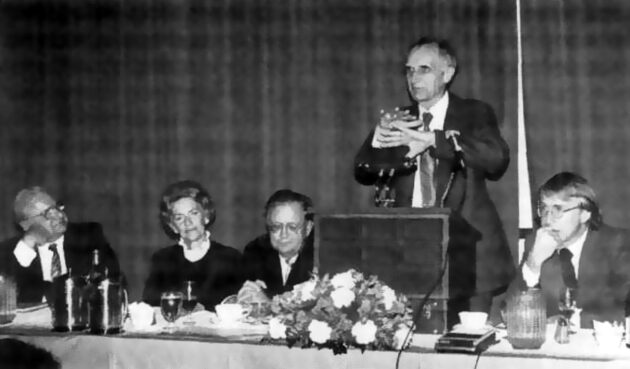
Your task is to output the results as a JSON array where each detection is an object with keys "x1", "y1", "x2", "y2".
[
  {"x1": 0, "y1": 0, "x2": 518, "y2": 300},
  {"x1": 521, "y1": 0, "x2": 630, "y2": 228}
]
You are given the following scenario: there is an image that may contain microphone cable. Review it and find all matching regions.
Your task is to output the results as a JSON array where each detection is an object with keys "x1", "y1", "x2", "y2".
[{"x1": 394, "y1": 251, "x2": 450, "y2": 369}]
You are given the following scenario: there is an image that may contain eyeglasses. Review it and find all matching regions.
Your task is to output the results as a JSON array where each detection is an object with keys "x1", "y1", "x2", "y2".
[
  {"x1": 404, "y1": 65, "x2": 433, "y2": 78},
  {"x1": 537, "y1": 204, "x2": 582, "y2": 220},
  {"x1": 25, "y1": 202, "x2": 65, "y2": 221},
  {"x1": 267, "y1": 222, "x2": 304, "y2": 235}
]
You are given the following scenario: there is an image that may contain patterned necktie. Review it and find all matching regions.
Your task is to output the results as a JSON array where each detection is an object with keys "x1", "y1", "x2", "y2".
[
  {"x1": 558, "y1": 248, "x2": 578, "y2": 289},
  {"x1": 419, "y1": 112, "x2": 436, "y2": 207},
  {"x1": 49, "y1": 243, "x2": 62, "y2": 279}
]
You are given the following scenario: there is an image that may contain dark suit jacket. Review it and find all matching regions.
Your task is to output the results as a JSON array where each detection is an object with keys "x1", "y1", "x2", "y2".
[
  {"x1": 241, "y1": 232, "x2": 314, "y2": 297},
  {"x1": 354, "y1": 93, "x2": 515, "y2": 293},
  {"x1": 0, "y1": 222, "x2": 121, "y2": 304},
  {"x1": 509, "y1": 225, "x2": 630, "y2": 328},
  {"x1": 142, "y1": 241, "x2": 243, "y2": 311}
]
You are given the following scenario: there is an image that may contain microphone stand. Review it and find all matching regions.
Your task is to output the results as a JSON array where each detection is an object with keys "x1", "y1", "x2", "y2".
[{"x1": 374, "y1": 168, "x2": 396, "y2": 207}]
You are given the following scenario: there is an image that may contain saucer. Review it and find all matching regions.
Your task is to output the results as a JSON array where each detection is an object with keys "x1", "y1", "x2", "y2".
[
  {"x1": 451, "y1": 323, "x2": 495, "y2": 335},
  {"x1": 209, "y1": 313, "x2": 245, "y2": 327}
]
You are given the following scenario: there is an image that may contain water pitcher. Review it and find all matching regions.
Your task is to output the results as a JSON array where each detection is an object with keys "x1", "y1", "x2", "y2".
[{"x1": 506, "y1": 287, "x2": 547, "y2": 349}]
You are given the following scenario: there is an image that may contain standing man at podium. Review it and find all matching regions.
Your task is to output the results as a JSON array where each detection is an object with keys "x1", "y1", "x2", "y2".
[{"x1": 354, "y1": 36, "x2": 515, "y2": 313}]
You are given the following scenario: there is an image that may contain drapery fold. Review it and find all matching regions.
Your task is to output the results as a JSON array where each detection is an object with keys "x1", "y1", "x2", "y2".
[
  {"x1": 0, "y1": 0, "x2": 517, "y2": 299},
  {"x1": 521, "y1": 0, "x2": 630, "y2": 226}
]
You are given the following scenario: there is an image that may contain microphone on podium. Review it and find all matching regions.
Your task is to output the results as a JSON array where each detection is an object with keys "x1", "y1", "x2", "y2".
[{"x1": 446, "y1": 130, "x2": 465, "y2": 169}]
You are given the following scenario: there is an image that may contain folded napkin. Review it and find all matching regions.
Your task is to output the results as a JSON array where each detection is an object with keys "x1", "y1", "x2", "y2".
[
  {"x1": 8, "y1": 304, "x2": 51, "y2": 328},
  {"x1": 592, "y1": 320, "x2": 624, "y2": 350}
]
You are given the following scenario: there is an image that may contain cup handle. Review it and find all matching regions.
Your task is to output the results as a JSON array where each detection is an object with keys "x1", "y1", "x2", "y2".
[{"x1": 241, "y1": 305, "x2": 252, "y2": 317}]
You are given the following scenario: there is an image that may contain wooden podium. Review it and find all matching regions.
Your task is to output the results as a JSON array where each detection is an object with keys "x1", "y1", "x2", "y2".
[{"x1": 315, "y1": 208, "x2": 480, "y2": 333}]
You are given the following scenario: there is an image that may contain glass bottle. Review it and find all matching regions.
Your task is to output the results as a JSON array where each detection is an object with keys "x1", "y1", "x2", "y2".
[
  {"x1": 0, "y1": 275, "x2": 17, "y2": 324},
  {"x1": 88, "y1": 249, "x2": 107, "y2": 284},
  {"x1": 554, "y1": 317, "x2": 569, "y2": 344},
  {"x1": 87, "y1": 249, "x2": 107, "y2": 334}
]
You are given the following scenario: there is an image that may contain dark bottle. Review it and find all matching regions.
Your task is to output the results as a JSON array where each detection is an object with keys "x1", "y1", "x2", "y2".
[
  {"x1": 88, "y1": 249, "x2": 107, "y2": 284},
  {"x1": 87, "y1": 249, "x2": 107, "y2": 334}
]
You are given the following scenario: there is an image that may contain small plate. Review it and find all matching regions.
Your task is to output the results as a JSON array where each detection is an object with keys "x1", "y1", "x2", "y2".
[{"x1": 451, "y1": 323, "x2": 495, "y2": 334}]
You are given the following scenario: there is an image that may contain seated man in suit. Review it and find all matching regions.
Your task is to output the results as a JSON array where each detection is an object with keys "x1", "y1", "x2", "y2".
[
  {"x1": 0, "y1": 186, "x2": 121, "y2": 304},
  {"x1": 239, "y1": 189, "x2": 315, "y2": 300},
  {"x1": 510, "y1": 172, "x2": 630, "y2": 328}
]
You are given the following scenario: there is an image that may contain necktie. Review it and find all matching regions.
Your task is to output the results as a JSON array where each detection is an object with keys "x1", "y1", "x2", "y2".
[
  {"x1": 419, "y1": 112, "x2": 436, "y2": 207},
  {"x1": 49, "y1": 243, "x2": 62, "y2": 279},
  {"x1": 558, "y1": 248, "x2": 578, "y2": 289}
]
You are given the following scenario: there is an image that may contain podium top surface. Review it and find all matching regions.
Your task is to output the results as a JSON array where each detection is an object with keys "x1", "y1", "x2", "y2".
[{"x1": 318, "y1": 207, "x2": 453, "y2": 218}]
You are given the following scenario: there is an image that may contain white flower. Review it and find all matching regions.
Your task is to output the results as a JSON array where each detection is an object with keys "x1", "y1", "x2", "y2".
[
  {"x1": 308, "y1": 320, "x2": 332, "y2": 344},
  {"x1": 330, "y1": 287, "x2": 355, "y2": 308},
  {"x1": 382, "y1": 286, "x2": 396, "y2": 310},
  {"x1": 292, "y1": 280, "x2": 316, "y2": 302},
  {"x1": 331, "y1": 270, "x2": 355, "y2": 289},
  {"x1": 351, "y1": 320, "x2": 377, "y2": 345},
  {"x1": 393, "y1": 325, "x2": 413, "y2": 349},
  {"x1": 268, "y1": 317, "x2": 287, "y2": 339}
]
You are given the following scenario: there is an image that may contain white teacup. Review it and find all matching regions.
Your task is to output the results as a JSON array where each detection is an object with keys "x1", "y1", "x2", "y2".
[
  {"x1": 458, "y1": 311, "x2": 488, "y2": 330},
  {"x1": 215, "y1": 303, "x2": 249, "y2": 325},
  {"x1": 128, "y1": 302, "x2": 155, "y2": 329}
]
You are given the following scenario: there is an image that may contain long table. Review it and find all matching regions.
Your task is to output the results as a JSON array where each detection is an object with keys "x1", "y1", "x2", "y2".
[{"x1": 2, "y1": 326, "x2": 630, "y2": 369}]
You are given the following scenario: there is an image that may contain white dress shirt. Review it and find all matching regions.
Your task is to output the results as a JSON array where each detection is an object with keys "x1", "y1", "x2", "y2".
[
  {"x1": 411, "y1": 92, "x2": 449, "y2": 207},
  {"x1": 178, "y1": 231, "x2": 211, "y2": 262},
  {"x1": 522, "y1": 229, "x2": 587, "y2": 287},
  {"x1": 13, "y1": 235, "x2": 68, "y2": 282},
  {"x1": 279, "y1": 254, "x2": 299, "y2": 285}
]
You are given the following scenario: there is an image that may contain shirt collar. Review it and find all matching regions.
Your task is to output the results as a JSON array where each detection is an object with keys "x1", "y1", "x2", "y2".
[
  {"x1": 37, "y1": 235, "x2": 65, "y2": 251},
  {"x1": 560, "y1": 228, "x2": 588, "y2": 257},
  {"x1": 418, "y1": 92, "x2": 449, "y2": 130},
  {"x1": 178, "y1": 231, "x2": 211, "y2": 248},
  {"x1": 419, "y1": 91, "x2": 449, "y2": 116},
  {"x1": 280, "y1": 253, "x2": 299, "y2": 266}
]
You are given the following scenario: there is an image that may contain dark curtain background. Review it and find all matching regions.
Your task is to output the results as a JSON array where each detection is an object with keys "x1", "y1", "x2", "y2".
[
  {"x1": 0, "y1": 0, "x2": 518, "y2": 300},
  {"x1": 522, "y1": 0, "x2": 630, "y2": 228}
]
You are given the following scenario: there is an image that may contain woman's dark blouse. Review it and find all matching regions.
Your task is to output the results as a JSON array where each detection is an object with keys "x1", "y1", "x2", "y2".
[{"x1": 142, "y1": 241, "x2": 243, "y2": 311}]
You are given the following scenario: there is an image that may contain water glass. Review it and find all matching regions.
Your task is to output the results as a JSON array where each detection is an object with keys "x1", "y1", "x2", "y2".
[{"x1": 160, "y1": 291, "x2": 182, "y2": 332}]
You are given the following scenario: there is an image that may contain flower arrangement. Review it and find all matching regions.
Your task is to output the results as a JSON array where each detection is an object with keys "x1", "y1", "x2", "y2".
[{"x1": 266, "y1": 269, "x2": 413, "y2": 354}]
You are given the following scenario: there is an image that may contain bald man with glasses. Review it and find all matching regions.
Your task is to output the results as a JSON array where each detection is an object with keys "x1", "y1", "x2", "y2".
[
  {"x1": 509, "y1": 172, "x2": 630, "y2": 328},
  {"x1": 0, "y1": 186, "x2": 121, "y2": 304}
]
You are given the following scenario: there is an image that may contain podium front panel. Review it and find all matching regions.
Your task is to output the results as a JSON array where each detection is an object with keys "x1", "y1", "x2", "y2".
[{"x1": 315, "y1": 208, "x2": 476, "y2": 301}]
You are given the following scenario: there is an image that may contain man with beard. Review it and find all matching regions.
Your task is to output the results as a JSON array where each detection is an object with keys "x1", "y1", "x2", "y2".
[
  {"x1": 0, "y1": 186, "x2": 121, "y2": 304},
  {"x1": 510, "y1": 172, "x2": 630, "y2": 328}
]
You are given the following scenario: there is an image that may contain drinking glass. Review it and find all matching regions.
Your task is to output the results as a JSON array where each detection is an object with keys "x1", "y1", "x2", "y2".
[
  {"x1": 160, "y1": 291, "x2": 182, "y2": 332},
  {"x1": 558, "y1": 287, "x2": 578, "y2": 333},
  {"x1": 181, "y1": 281, "x2": 198, "y2": 325}
]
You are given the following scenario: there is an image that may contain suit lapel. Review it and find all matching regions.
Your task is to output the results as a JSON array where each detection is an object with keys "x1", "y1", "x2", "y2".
[
  {"x1": 29, "y1": 252, "x2": 44, "y2": 280},
  {"x1": 576, "y1": 229, "x2": 598, "y2": 307},
  {"x1": 285, "y1": 253, "x2": 304, "y2": 288},
  {"x1": 267, "y1": 251, "x2": 284, "y2": 292},
  {"x1": 435, "y1": 95, "x2": 463, "y2": 203}
]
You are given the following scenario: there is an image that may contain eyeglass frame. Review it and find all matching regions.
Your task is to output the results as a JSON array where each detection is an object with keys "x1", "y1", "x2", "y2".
[
  {"x1": 404, "y1": 65, "x2": 435, "y2": 78},
  {"x1": 267, "y1": 222, "x2": 305, "y2": 235},
  {"x1": 23, "y1": 202, "x2": 65, "y2": 221},
  {"x1": 536, "y1": 203, "x2": 583, "y2": 220}
]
